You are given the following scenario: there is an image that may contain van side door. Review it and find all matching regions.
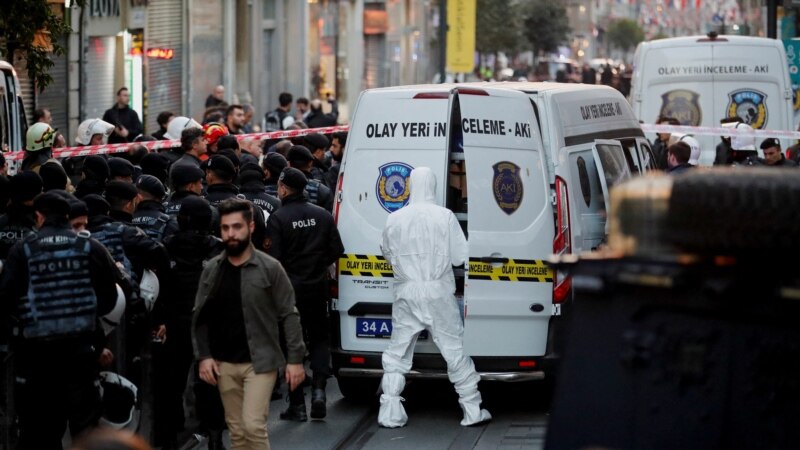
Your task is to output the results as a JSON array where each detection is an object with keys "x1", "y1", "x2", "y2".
[
  {"x1": 592, "y1": 139, "x2": 633, "y2": 224},
  {"x1": 448, "y1": 87, "x2": 554, "y2": 358}
]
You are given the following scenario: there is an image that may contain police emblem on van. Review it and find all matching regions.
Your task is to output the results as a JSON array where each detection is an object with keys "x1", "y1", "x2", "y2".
[
  {"x1": 658, "y1": 89, "x2": 702, "y2": 126},
  {"x1": 376, "y1": 162, "x2": 414, "y2": 213},
  {"x1": 727, "y1": 89, "x2": 768, "y2": 129},
  {"x1": 492, "y1": 161, "x2": 523, "y2": 215}
]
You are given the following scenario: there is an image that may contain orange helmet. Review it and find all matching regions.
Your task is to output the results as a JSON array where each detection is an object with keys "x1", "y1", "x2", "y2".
[{"x1": 203, "y1": 122, "x2": 228, "y2": 147}]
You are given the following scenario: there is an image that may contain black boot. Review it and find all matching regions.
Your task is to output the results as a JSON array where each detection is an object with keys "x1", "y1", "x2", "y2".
[
  {"x1": 310, "y1": 374, "x2": 327, "y2": 419},
  {"x1": 311, "y1": 388, "x2": 327, "y2": 419},
  {"x1": 280, "y1": 387, "x2": 308, "y2": 422}
]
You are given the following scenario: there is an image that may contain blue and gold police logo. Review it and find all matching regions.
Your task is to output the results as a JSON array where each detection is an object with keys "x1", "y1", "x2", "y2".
[
  {"x1": 377, "y1": 162, "x2": 413, "y2": 213},
  {"x1": 727, "y1": 89, "x2": 768, "y2": 129},
  {"x1": 659, "y1": 89, "x2": 702, "y2": 126},
  {"x1": 492, "y1": 162, "x2": 523, "y2": 215}
]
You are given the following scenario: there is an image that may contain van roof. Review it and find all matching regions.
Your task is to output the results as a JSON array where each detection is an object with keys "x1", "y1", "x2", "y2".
[
  {"x1": 363, "y1": 81, "x2": 621, "y2": 96},
  {"x1": 638, "y1": 34, "x2": 784, "y2": 50}
]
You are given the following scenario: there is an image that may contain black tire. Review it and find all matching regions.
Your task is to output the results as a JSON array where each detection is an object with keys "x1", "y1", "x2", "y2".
[
  {"x1": 666, "y1": 168, "x2": 800, "y2": 253},
  {"x1": 336, "y1": 376, "x2": 380, "y2": 403}
]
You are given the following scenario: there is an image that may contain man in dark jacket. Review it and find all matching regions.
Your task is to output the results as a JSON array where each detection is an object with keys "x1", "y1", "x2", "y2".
[
  {"x1": 305, "y1": 97, "x2": 339, "y2": 128},
  {"x1": 666, "y1": 142, "x2": 694, "y2": 175},
  {"x1": 286, "y1": 146, "x2": 334, "y2": 211},
  {"x1": 152, "y1": 111, "x2": 175, "y2": 140},
  {"x1": 103, "y1": 87, "x2": 144, "y2": 144},
  {"x1": 0, "y1": 192, "x2": 119, "y2": 449},
  {"x1": 133, "y1": 175, "x2": 178, "y2": 242},
  {"x1": 204, "y1": 156, "x2": 240, "y2": 207},
  {"x1": 267, "y1": 168, "x2": 344, "y2": 421},
  {"x1": 0, "y1": 172, "x2": 41, "y2": 261},
  {"x1": 758, "y1": 138, "x2": 798, "y2": 167},
  {"x1": 169, "y1": 128, "x2": 207, "y2": 187},
  {"x1": 651, "y1": 116, "x2": 678, "y2": 170},
  {"x1": 324, "y1": 131, "x2": 346, "y2": 191},
  {"x1": 194, "y1": 198, "x2": 306, "y2": 448},
  {"x1": 153, "y1": 196, "x2": 224, "y2": 449},
  {"x1": 165, "y1": 165, "x2": 205, "y2": 218},
  {"x1": 238, "y1": 163, "x2": 280, "y2": 217},
  {"x1": 262, "y1": 153, "x2": 288, "y2": 197}
]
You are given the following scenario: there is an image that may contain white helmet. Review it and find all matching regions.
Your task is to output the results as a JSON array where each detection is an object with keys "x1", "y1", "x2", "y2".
[
  {"x1": 674, "y1": 134, "x2": 702, "y2": 165},
  {"x1": 101, "y1": 284, "x2": 126, "y2": 335},
  {"x1": 98, "y1": 371, "x2": 139, "y2": 430},
  {"x1": 164, "y1": 116, "x2": 201, "y2": 140},
  {"x1": 139, "y1": 269, "x2": 160, "y2": 312},
  {"x1": 75, "y1": 118, "x2": 114, "y2": 145},
  {"x1": 726, "y1": 122, "x2": 756, "y2": 151}
]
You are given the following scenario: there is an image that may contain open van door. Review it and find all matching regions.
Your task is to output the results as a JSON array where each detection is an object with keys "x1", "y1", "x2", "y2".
[
  {"x1": 592, "y1": 139, "x2": 633, "y2": 224},
  {"x1": 447, "y1": 86, "x2": 554, "y2": 358}
]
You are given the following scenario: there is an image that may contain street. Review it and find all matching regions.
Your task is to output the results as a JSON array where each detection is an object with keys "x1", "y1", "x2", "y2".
[{"x1": 193, "y1": 377, "x2": 551, "y2": 450}]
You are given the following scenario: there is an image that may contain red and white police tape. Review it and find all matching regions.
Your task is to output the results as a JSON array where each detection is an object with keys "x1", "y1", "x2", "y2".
[
  {"x1": 641, "y1": 123, "x2": 800, "y2": 140},
  {"x1": 3, "y1": 125, "x2": 351, "y2": 162}
]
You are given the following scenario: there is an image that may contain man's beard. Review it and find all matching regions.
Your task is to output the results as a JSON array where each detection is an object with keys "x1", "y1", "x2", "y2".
[{"x1": 225, "y1": 235, "x2": 250, "y2": 256}]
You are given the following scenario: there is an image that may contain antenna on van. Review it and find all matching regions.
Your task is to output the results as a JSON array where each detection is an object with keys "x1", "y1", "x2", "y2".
[{"x1": 707, "y1": 31, "x2": 719, "y2": 40}]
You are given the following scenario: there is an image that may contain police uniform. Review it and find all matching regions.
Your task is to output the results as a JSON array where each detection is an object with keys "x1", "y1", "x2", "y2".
[
  {"x1": 262, "y1": 153, "x2": 288, "y2": 199},
  {"x1": 163, "y1": 165, "x2": 206, "y2": 219},
  {"x1": 286, "y1": 146, "x2": 334, "y2": 211},
  {"x1": 152, "y1": 196, "x2": 225, "y2": 448},
  {"x1": 267, "y1": 168, "x2": 344, "y2": 420},
  {"x1": 239, "y1": 165, "x2": 281, "y2": 218},
  {"x1": 0, "y1": 173, "x2": 41, "y2": 261},
  {"x1": 133, "y1": 175, "x2": 178, "y2": 242},
  {"x1": 0, "y1": 192, "x2": 118, "y2": 449}
]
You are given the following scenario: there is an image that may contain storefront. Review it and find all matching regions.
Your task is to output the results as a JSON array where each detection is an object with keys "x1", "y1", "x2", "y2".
[{"x1": 145, "y1": 0, "x2": 183, "y2": 133}]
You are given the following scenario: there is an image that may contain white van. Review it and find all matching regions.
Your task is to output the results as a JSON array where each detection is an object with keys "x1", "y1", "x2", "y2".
[
  {"x1": 330, "y1": 82, "x2": 653, "y2": 399},
  {"x1": 631, "y1": 33, "x2": 794, "y2": 164}
]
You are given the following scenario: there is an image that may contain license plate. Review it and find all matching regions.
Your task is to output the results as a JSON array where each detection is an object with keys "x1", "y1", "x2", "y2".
[
  {"x1": 356, "y1": 318, "x2": 393, "y2": 338},
  {"x1": 356, "y1": 318, "x2": 427, "y2": 339}
]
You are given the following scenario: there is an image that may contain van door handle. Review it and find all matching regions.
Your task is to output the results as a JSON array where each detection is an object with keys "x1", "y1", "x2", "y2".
[{"x1": 478, "y1": 256, "x2": 509, "y2": 264}]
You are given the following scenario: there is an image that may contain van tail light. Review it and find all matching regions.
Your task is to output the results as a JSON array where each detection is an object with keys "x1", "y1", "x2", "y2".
[
  {"x1": 333, "y1": 172, "x2": 344, "y2": 225},
  {"x1": 553, "y1": 176, "x2": 572, "y2": 304},
  {"x1": 330, "y1": 260, "x2": 339, "y2": 299}
]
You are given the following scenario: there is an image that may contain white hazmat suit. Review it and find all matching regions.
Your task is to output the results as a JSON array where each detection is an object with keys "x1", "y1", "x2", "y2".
[{"x1": 378, "y1": 167, "x2": 491, "y2": 428}]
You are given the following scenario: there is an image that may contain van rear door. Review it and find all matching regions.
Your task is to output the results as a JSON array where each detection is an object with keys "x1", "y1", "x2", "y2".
[
  {"x1": 710, "y1": 43, "x2": 792, "y2": 134},
  {"x1": 448, "y1": 87, "x2": 554, "y2": 357},
  {"x1": 592, "y1": 139, "x2": 633, "y2": 213}
]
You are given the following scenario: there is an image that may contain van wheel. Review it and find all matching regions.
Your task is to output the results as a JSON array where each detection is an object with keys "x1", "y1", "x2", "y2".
[
  {"x1": 666, "y1": 169, "x2": 800, "y2": 253},
  {"x1": 336, "y1": 376, "x2": 380, "y2": 403}
]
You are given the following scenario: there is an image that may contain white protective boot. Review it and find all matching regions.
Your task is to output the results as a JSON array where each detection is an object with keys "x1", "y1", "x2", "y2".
[
  {"x1": 457, "y1": 387, "x2": 492, "y2": 426},
  {"x1": 378, "y1": 372, "x2": 408, "y2": 428}
]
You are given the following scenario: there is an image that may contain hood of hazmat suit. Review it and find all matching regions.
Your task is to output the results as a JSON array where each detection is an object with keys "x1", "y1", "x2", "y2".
[{"x1": 377, "y1": 167, "x2": 491, "y2": 428}]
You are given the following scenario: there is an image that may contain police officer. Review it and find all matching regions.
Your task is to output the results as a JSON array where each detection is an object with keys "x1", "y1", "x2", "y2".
[
  {"x1": 108, "y1": 157, "x2": 136, "y2": 183},
  {"x1": 204, "y1": 155, "x2": 239, "y2": 206},
  {"x1": 268, "y1": 168, "x2": 344, "y2": 421},
  {"x1": 286, "y1": 146, "x2": 334, "y2": 211},
  {"x1": 152, "y1": 196, "x2": 224, "y2": 449},
  {"x1": 0, "y1": 192, "x2": 119, "y2": 449},
  {"x1": 238, "y1": 163, "x2": 280, "y2": 217},
  {"x1": 0, "y1": 172, "x2": 42, "y2": 262},
  {"x1": 262, "y1": 152, "x2": 288, "y2": 197},
  {"x1": 133, "y1": 175, "x2": 178, "y2": 242},
  {"x1": 303, "y1": 132, "x2": 331, "y2": 181},
  {"x1": 164, "y1": 165, "x2": 205, "y2": 218},
  {"x1": 74, "y1": 155, "x2": 110, "y2": 199}
]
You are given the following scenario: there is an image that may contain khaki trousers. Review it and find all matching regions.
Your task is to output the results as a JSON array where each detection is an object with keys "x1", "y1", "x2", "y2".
[{"x1": 217, "y1": 362, "x2": 277, "y2": 450}]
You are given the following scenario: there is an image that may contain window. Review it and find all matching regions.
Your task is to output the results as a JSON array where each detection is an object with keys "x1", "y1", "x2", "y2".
[
  {"x1": 595, "y1": 143, "x2": 631, "y2": 191},
  {"x1": 576, "y1": 156, "x2": 591, "y2": 207}
]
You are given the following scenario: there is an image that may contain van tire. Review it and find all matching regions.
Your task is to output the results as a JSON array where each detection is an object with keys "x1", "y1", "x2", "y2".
[
  {"x1": 666, "y1": 169, "x2": 800, "y2": 253},
  {"x1": 336, "y1": 376, "x2": 380, "y2": 403}
]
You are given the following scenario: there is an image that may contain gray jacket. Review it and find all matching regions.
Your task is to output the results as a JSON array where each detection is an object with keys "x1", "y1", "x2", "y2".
[{"x1": 191, "y1": 245, "x2": 306, "y2": 373}]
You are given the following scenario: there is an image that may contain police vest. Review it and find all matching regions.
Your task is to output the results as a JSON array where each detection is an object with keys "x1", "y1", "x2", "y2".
[
  {"x1": 20, "y1": 233, "x2": 97, "y2": 340},
  {"x1": 306, "y1": 180, "x2": 323, "y2": 207},
  {"x1": 265, "y1": 184, "x2": 278, "y2": 197},
  {"x1": 91, "y1": 222, "x2": 135, "y2": 280},
  {"x1": 132, "y1": 212, "x2": 170, "y2": 242},
  {"x1": 0, "y1": 220, "x2": 35, "y2": 261}
]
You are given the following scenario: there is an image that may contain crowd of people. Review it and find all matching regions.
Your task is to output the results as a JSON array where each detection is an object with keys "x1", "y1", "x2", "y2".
[
  {"x1": 0, "y1": 86, "x2": 349, "y2": 450},
  {"x1": 651, "y1": 115, "x2": 799, "y2": 174}
]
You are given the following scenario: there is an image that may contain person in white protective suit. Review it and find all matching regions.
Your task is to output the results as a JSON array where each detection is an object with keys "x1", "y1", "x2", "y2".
[{"x1": 378, "y1": 166, "x2": 491, "y2": 428}]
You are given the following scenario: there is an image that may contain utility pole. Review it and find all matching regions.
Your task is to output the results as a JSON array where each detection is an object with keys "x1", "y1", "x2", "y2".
[
  {"x1": 766, "y1": 0, "x2": 777, "y2": 39},
  {"x1": 439, "y1": 0, "x2": 447, "y2": 83}
]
